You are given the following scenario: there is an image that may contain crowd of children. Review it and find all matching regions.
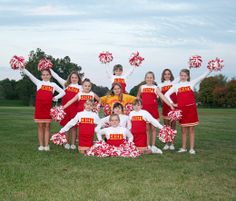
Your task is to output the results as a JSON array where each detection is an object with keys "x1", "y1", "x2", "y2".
[{"x1": 21, "y1": 63, "x2": 213, "y2": 155}]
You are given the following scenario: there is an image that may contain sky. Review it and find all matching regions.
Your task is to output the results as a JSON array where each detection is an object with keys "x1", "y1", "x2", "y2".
[{"x1": 0, "y1": 0, "x2": 235, "y2": 90}]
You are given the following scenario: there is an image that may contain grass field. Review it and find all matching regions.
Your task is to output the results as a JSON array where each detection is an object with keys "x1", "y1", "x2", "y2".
[{"x1": 0, "y1": 107, "x2": 235, "y2": 201}]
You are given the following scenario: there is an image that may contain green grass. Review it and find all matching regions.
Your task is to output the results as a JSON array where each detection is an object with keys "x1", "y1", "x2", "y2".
[{"x1": 0, "y1": 107, "x2": 235, "y2": 201}]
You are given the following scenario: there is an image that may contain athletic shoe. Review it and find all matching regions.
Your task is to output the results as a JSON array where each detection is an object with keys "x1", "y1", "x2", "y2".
[
  {"x1": 64, "y1": 143, "x2": 70, "y2": 150},
  {"x1": 148, "y1": 145, "x2": 151, "y2": 150},
  {"x1": 163, "y1": 144, "x2": 169, "y2": 150},
  {"x1": 70, "y1": 144, "x2": 76, "y2": 150},
  {"x1": 151, "y1": 146, "x2": 163, "y2": 154},
  {"x1": 189, "y1": 149, "x2": 196, "y2": 154},
  {"x1": 169, "y1": 144, "x2": 175, "y2": 150},
  {"x1": 38, "y1": 146, "x2": 44, "y2": 151},
  {"x1": 177, "y1": 148, "x2": 187, "y2": 153},
  {"x1": 44, "y1": 146, "x2": 50, "y2": 151}
]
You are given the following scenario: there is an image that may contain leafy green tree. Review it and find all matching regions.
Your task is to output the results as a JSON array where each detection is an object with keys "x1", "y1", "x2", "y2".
[{"x1": 225, "y1": 79, "x2": 236, "y2": 107}]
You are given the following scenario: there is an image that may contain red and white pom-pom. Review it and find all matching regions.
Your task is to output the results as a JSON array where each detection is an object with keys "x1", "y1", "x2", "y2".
[
  {"x1": 189, "y1": 55, "x2": 202, "y2": 68},
  {"x1": 168, "y1": 109, "x2": 182, "y2": 121},
  {"x1": 50, "y1": 132, "x2": 67, "y2": 145},
  {"x1": 207, "y1": 57, "x2": 224, "y2": 72},
  {"x1": 158, "y1": 126, "x2": 177, "y2": 143},
  {"x1": 125, "y1": 103, "x2": 133, "y2": 115},
  {"x1": 86, "y1": 140, "x2": 140, "y2": 158},
  {"x1": 103, "y1": 104, "x2": 111, "y2": 116},
  {"x1": 9, "y1": 55, "x2": 26, "y2": 70},
  {"x1": 99, "y1": 51, "x2": 113, "y2": 64},
  {"x1": 92, "y1": 102, "x2": 100, "y2": 113},
  {"x1": 129, "y1": 51, "x2": 144, "y2": 67},
  {"x1": 38, "y1": 58, "x2": 53, "y2": 71},
  {"x1": 50, "y1": 106, "x2": 66, "y2": 122}
]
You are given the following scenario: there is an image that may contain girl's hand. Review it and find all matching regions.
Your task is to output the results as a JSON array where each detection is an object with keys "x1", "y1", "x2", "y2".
[
  {"x1": 172, "y1": 103, "x2": 178, "y2": 108},
  {"x1": 53, "y1": 97, "x2": 58, "y2": 102}
]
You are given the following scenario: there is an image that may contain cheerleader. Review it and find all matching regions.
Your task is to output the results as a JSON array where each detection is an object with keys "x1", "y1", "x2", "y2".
[
  {"x1": 50, "y1": 69, "x2": 82, "y2": 150},
  {"x1": 137, "y1": 71, "x2": 174, "y2": 153},
  {"x1": 158, "y1": 69, "x2": 179, "y2": 151},
  {"x1": 165, "y1": 69, "x2": 212, "y2": 154},
  {"x1": 106, "y1": 64, "x2": 135, "y2": 93},
  {"x1": 95, "y1": 102, "x2": 130, "y2": 132},
  {"x1": 100, "y1": 83, "x2": 136, "y2": 115},
  {"x1": 96, "y1": 114, "x2": 133, "y2": 147},
  {"x1": 63, "y1": 78, "x2": 100, "y2": 112},
  {"x1": 129, "y1": 99, "x2": 163, "y2": 154},
  {"x1": 22, "y1": 68, "x2": 65, "y2": 151},
  {"x1": 59, "y1": 100, "x2": 100, "y2": 153}
]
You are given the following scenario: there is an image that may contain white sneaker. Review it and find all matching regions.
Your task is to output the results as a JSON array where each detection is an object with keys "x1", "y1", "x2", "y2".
[
  {"x1": 189, "y1": 149, "x2": 196, "y2": 154},
  {"x1": 178, "y1": 148, "x2": 187, "y2": 153},
  {"x1": 163, "y1": 144, "x2": 169, "y2": 150},
  {"x1": 64, "y1": 143, "x2": 70, "y2": 150},
  {"x1": 70, "y1": 144, "x2": 76, "y2": 150},
  {"x1": 44, "y1": 146, "x2": 50, "y2": 151},
  {"x1": 38, "y1": 146, "x2": 44, "y2": 151},
  {"x1": 169, "y1": 144, "x2": 175, "y2": 150},
  {"x1": 151, "y1": 146, "x2": 163, "y2": 154},
  {"x1": 148, "y1": 145, "x2": 151, "y2": 150}
]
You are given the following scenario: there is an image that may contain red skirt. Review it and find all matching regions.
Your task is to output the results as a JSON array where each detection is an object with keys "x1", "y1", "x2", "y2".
[
  {"x1": 142, "y1": 104, "x2": 159, "y2": 120},
  {"x1": 179, "y1": 104, "x2": 199, "y2": 127},
  {"x1": 78, "y1": 123, "x2": 95, "y2": 150},
  {"x1": 60, "y1": 102, "x2": 78, "y2": 126}
]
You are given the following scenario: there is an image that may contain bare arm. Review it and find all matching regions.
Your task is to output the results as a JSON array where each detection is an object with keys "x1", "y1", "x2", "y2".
[
  {"x1": 94, "y1": 93, "x2": 100, "y2": 102},
  {"x1": 145, "y1": 111, "x2": 163, "y2": 129},
  {"x1": 63, "y1": 94, "x2": 78, "y2": 109},
  {"x1": 156, "y1": 88, "x2": 174, "y2": 110}
]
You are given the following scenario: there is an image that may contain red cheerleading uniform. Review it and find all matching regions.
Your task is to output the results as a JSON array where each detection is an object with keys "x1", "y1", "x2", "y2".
[
  {"x1": 140, "y1": 84, "x2": 159, "y2": 119},
  {"x1": 77, "y1": 91, "x2": 95, "y2": 112},
  {"x1": 106, "y1": 134, "x2": 126, "y2": 147},
  {"x1": 112, "y1": 77, "x2": 126, "y2": 93},
  {"x1": 60, "y1": 84, "x2": 81, "y2": 126}
]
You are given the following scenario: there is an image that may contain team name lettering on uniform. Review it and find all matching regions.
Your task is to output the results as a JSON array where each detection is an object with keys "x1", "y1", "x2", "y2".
[
  {"x1": 162, "y1": 85, "x2": 172, "y2": 93},
  {"x1": 178, "y1": 86, "x2": 192, "y2": 93},
  {"x1": 67, "y1": 86, "x2": 80, "y2": 93},
  {"x1": 143, "y1": 88, "x2": 155, "y2": 93},
  {"x1": 132, "y1": 116, "x2": 144, "y2": 121},
  {"x1": 110, "y1": 134, "x2": 124, "y2": 140},
  {"x1": 114, "y1": 78, "x2": 125, "y2": 83},
  {"x1": 80, "y1": 95, "x2": 93, "y2": 100},
  {"x1": 80, "y1": 118, "x2": 94, "y2": 124},
  {"x1": 41, "y1": 85, "x2": 53, "y2": 92}
]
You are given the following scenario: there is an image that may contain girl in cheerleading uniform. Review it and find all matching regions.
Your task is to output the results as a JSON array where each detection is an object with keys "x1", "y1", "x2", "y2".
[
  {"x1": 129, "y1": 99, "x2": 164, "y2": 154},
  {"x1": 59, "y1": 100, "x2": 100, "y2": 153},
  {"x1": 165, "y1": 69, "x2": 212, "y2": 154},
  {"x1": 50, "y1": 69, "x2": 82, "y2": 150},
  {"x1": 106, "y1": 64, "x2": 135, "y2": 93},
  {"x1": 137, "y1": 71, "x2": 174, "y2": 153},
  {"x1": 95, "y1": 102, "x2": 130, "y2": 132},
  {"x1": 63, "y1": 78, "x2": 100, "y2": 112},
  {"x1": 96, "y1": 114, "x2": 133, "y2": 147},
  {"x1": 22, "y1": 68, "x2": 65, "y2": 151},
  {"x1": 158, "y1": 69, "x2": 179, "y2": 151},
  {"x1": 100, "y1": 83, "x2": 136, "y2": 116}
]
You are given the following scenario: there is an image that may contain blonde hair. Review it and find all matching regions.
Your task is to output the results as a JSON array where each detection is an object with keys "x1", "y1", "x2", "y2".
[{"x1": 180, "y1": 69, "x2": 190, "y2": 81}]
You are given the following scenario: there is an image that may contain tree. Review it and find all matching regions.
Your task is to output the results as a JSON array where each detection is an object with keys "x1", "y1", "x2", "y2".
[
  {"x1": 92, "y1": 84, "x2": 109, "y2": 97},
  {"x1": 0, "y1": 79, "x2": 18, "y2": 99},
  {"x1": 129, "y1": 81, "x2": 145, "y2": 96},
  {"x1": 225, "y1": 79, "x2": 236, "y2": 107},
  {"x1": 212, "y1": 86, "x2": 227, "y2": 107}
]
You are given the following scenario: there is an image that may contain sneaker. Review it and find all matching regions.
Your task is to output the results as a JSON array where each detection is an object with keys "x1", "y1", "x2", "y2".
[
  {"x1": 64, "y1": 143, "x2": 70, "y2": 150},
  {"x1": 189, "y1": 149, "x2": 196, "y2": 154},
  {"x1": 44, "y1": 146, "x2": 50, "y2": 151},
  {"x1": 151, "y1": 146, "x2": 163, "y2": 154},
  {"x1": 169, "y1": 144, "x2": 175, "y2": 150},
  {"x1": 148, "y1": 145, "x2": 151, "y2": 150},
  {"x1": 163, "y1": 144, "x2": 169, "y2": 150},
  {"x1": 70, "y1": 144, "x2": 76, "y2": 150},
  {"x1": 38, "y1": 146, "x2": 44, "y2": 151},
  {"x1": 177, "y1": 148, "x2": 187, "y2": 153}
]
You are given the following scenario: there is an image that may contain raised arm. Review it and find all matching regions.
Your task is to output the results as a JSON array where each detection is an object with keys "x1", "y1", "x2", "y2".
[
  {"x1": 50, "y1": 69, "x2": 66, "y2": 87},
  {"x1": 53, "y1": 83, "x2": 65, "y2": 101},
  {"x1": 164, "y1": 86, "x2": 176, "y2": 105},
  {"x1": 191, "y1": 70, "x2": 211, "y2": 87},
  {"x1": 63, "y1": 94, "x2": 78, "y2": 109},
  {"x1": 22, "y1": 68, "x2": 40, "y2": 85},
  {"x1": 105, "y1": 65, "x2": 112, "y2": 79},
  {"x1": 124, "y1": 66, "x2": 135, "y2": 79},
  {"x1": 156, "y1": 88, "x2": 174, "y2": 110},
  {"x1": 145, "y1": 111, "x2": 163, "y2": 129},
  {"x1": 125, "y1": 128, "x2": 134, "y2": 142},
  {"x1": 60, "y1": 113, "x2": 80, "y2": 133}
]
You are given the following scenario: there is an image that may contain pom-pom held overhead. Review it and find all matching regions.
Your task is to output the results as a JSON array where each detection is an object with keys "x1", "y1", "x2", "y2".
[
  {"x1": 10, "y1": 55, "x2": 26, "y2": 70},
  {"x1": 50, "y1": 132, "x2": 67, "y2": 145},
  {"x1": 38, "y1": 58, "x2": 53, "y2": 71},
  {"x1": 129, "y1": 51, "x2": 144, "y2": 67},
  {"x1": 207, "y1": 57, "x2": 224, "y2": 72},
  {"x1": 158, "y1": 126, "x2": 177, "y2": 143},
  {"x1": 50, "y1": 106, "x2": 66, "y2": 122},
  {"x1": 189, "y1": 55, "x2": 202, "y2": 68},
  {"x1": 168, "y1": 109, "x2": 182, "y2": 122},
  {"x1": 99, "y1": 51, "x2": 113, "y2": 64},
  {"x1": 86, "y1": 140, "x2": 141, "y2": 158}
]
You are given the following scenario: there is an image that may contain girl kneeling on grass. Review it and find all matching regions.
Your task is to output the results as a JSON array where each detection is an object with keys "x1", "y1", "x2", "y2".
[
  {"x1": 22, "y1": 68, "x2": 65, "y2": 151},
  {"x1": 59, "y1": 100, "x2": 100, "y2": 153},
  {"x1": 165, "y1": 69, "x2": 212, "y2": 154}
]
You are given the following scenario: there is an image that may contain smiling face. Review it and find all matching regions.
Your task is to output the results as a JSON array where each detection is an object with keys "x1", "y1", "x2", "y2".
[
  {"x1": 41, "y1": 70, "x2": 51, "y2": 81},
  {"x1": 82, "y1": 81, "x2": 92, "y2": 93},
  {"x1": 112, "y1": 84, "x2": 122, "y2": 95},
  {"x1": 163, "y1": 70, "x2": 171, "y2": 81},
  {"x1": 132, "y1": 103, "x2": 142, "y2": 111},
  {"x1": 109, "y1": 115, "x2": 120, "y2": 127},
  {"x1": 70, "y1": 73, "x2": 79, "y2": 84},
  {"x1": 113, "y1": 106, "x2": 122, "y2": 115},
  {"x1": 145, "y1": 73, "x2": 154, "y2": 85},
  {"x1": 84, "y1": 101, "x2": 93, "y2": 111},
  {"x1": 180, "y1": 71, "x2": 189, "y2": 82},
  {"x1": 114, "y1": 68, "x2": 123, "y2": 76}
]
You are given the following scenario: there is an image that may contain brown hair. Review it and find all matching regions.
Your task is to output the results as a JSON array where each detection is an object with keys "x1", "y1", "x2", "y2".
[
  {"x1": 180, "y1": 69, "x2": 190, "y2": 81},
  {"x1": 113, "y1": 64, "x2": 123, "y2": 75},
  {"x1": 145, "y1": 71, "x2": 155, "y2": 82},
  {"x1": 107, "y1": 83, "x2": 123, "y2": 102},
  {"x1": 109, "y1": 114, "x2": 120, "y2": 122},
  {"x1": 132, "y1": 98, "x2": 143, "y2": 106},
  {"x1": 112, "y1": 102, "x2": 124, "y2": 113},
  {"x1": 161, "y1": 69, "x2": 174, "y2": 82},
  {"x1": 64, "y1": 71, "x2": 82, "y2": 87}
]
